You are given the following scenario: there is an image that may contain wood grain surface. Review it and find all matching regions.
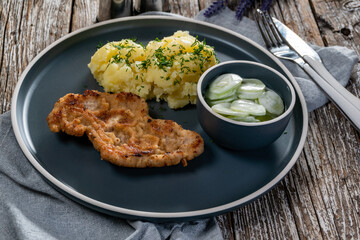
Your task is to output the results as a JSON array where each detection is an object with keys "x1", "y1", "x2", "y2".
[{"x1": 1, "y1": 0, "x2": 359, "y2": 239}]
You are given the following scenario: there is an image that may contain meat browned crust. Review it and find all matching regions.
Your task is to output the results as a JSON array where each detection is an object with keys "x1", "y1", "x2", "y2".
[{"x1": 47, "y1": 90, "x2": 204, "y2": 168}]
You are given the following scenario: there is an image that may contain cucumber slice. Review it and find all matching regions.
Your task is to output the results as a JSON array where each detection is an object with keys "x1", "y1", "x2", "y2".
[
  {"x1": 205, "y1": 88, "x2": 237, "y2": 101},
  {"x1": 237, "y1": 90, "x2": 264, "y2": 100},
  {"x1": 206, "y1": 95, "x2": 237, "y2": 107},
  {"x1": 228, "y1": 115, "x2": 260, "y2": 123},
  {"x1": 207, "y1": 74, "x2": 242, "y2": 100},
  {"x1": 211, "y1": 103, "x2": 249, "y2": 117},
  {"x1": 230, "y1": 99, "x2": 266, "y2": 116},
  {"x1": 237, "y1": 78, "x2": 265, "y2": 92},
  {"x1": 258, "y1": 90, "x2": 284, "y2": 115}
]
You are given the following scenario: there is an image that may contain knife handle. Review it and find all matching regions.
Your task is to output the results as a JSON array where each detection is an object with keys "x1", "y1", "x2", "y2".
[
  {"x1": 303, "y1": 63, "x2": 360, "y2": 132},
  {"x1": 303, "y1": 55, "x2": 360, "y2": 111}
]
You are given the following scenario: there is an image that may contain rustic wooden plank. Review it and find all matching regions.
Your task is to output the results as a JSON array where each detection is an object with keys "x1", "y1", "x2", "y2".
[
  {"x1": 229, "y1": 180, "x2": 301, "y2": 239},
  {"x1": 235, "y1": 195, "x2": 281, "y2": 239},
  {"x1": 0, "y1": 0, "x2": 74, "y2": 114},
  {"x1": 164, "y1": 0, "x2": 200, "y2": 18},
  {"x1": 216, "y1": 213, "x2": 236, "y2": 240},
  {"x1": 265, "y1": 1, "x2": 360, "y2": 239},
  {"x1": 0, "y1": 0, "x2": 102, "y2": 114},
  {"x1": 0, "y1": 1, "x2": 10, "y2": 81},
  {"x1": 270, "y1": 0, "x2": 324, "y2": 46},
  {"x1": 0, "y1": 0, "x2": 17, "y2": 114},
  {"x1": 18, "y1": 0, "x2": 73, "y2": 61},
  {"x1": 308, "y1": 0, "x2": 360, "y2": 101},
  {"x1": 277, "y1": 0, "x2": 360, "y2": 239},
  {"x1": 71, "y1": 0, "x2": 100, "y2": 31},
  {"x1": 198, "y1": 0, "x2": 215, "y2": 10},
  {"x1": 312, "y1": 107, "x2": 360, "y2": 239},
  {"x1": 97, "y1": 0, "x2": 111, "y2": 22},
  {"x1": 282, "y1": 161, "x2": 325, "y2": 240},
  {"x1": 294, "y1": 141, "x2": 338, "y2": 239}
]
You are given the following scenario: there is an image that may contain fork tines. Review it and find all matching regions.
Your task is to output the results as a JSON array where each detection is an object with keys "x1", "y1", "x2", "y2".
[{"x1": 255, "y1": 9, "x2": 284, "y2": 49}]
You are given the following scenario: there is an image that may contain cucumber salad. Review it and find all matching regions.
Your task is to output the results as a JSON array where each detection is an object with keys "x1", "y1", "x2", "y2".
[{"x1": 205, "y1": 73, "x2": 285, "y2": 123}]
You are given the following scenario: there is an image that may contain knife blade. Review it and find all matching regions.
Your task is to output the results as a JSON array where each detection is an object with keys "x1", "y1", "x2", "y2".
[
  {"x1": 273, "y1": 17, "x2": 360, "y2": 111},
  {"x1": 272, "y1": 18, "x2": 322, "y2": 62}
]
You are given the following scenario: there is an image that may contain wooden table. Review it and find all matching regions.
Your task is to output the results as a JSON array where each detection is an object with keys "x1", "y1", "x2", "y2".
[{"x1": 1, "y1": 0, "x2": 359, "y2": 239}]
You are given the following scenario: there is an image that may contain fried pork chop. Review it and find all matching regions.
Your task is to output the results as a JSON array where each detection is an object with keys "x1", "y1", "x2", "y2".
[{"x1": 47, "y1": 90, "x2": 204, "y2": 168}]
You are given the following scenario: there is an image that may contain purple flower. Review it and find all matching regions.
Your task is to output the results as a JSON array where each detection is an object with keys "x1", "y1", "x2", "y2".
[
  {"x1": 235, "y1": 0, "x2": 255, "y2": 20},
  {"x1": 203, "y1": 0, "x2": 228, "y2": 18},
  {"x1": 261, "y1": 0, "x2": 273, "y2": 11},
  {"x1": 204, "y1": 0, "x2": 273, "y2": 20}
]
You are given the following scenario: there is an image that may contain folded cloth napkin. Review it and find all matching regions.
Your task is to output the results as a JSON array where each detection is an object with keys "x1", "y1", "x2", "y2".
[
  {"x1": 195, "y1": 8, "x2": 359, "y2": 112},
  {"x1": 1, "y1": 8, "x2": 358, "y2": 240}
]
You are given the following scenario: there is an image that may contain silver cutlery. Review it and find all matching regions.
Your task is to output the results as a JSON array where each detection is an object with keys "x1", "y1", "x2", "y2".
[
  {"x1": 271, "y1": 15, "x2": 360, "y2": 111},
  {"x1": 255, "y1": 9, "x2": 360, "y2": 132}
]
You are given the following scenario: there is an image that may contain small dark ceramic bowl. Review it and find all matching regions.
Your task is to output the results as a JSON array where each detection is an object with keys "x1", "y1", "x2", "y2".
[{"x1": 197, "y1": 60, "x2": 296, "y2": 150}]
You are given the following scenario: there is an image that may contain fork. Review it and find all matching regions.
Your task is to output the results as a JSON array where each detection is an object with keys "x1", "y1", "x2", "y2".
[{"x1": 255, "y1": 9, "x2": 360, "y2": 132}]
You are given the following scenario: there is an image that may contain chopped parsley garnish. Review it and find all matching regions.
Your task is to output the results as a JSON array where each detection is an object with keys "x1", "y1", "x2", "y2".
[
  {"x1": 140, "y1": 59, "x2": 150, "y2": 70},
  {"x1": 138, "y1": 85, "x2": 144, "y2": 92},
  {"x1": 107, "y1": 43, "x2": 138, "y2": 67},
  {"x1": 96, "y1": 41, "x2": 104, "y2": 49},
  {"x1": 153, "y1": 47, "x2": 173, "y2": 70}
]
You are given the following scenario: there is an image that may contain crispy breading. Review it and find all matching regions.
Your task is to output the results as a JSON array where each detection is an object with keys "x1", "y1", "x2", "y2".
[{"x1": 47, "y1": 90, "x2": 204, "y2": 167}]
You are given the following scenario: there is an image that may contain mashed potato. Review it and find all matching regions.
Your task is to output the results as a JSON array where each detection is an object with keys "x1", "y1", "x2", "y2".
[
  {"x1": 88, "y1": 39, "x2": 151, "y2": 99},
  {"x1": 88, "y1": 31, "x2": 217, "y2": 109}
]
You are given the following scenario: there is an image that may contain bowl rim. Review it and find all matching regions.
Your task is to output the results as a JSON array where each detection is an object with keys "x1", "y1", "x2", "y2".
[{"x1": 197, "y1": 60, "x2": 296, "y2": 126}]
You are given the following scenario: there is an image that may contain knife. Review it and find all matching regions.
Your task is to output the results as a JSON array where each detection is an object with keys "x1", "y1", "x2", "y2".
[{"x1": 273, "y1": 18, "x2": 360, "y2": 111}]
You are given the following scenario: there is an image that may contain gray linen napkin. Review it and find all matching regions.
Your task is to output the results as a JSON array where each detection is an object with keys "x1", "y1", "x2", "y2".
[
  {"x1": 195, "y1": 8, "x2": 359, "y2": 112},
  {"x1": 0, "y1": 111, "x2": 222, "y2": 240}
]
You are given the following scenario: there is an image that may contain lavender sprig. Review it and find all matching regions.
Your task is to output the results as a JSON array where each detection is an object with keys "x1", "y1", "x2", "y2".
[
  {"x1": 203, "y1": 0, "x2": 228, "y2": 18},
  {"x1": 235, "y1": 0, "x2": 255, "y2": 20},
  {"x1": 261, "y1": 0, "x2": 273, "y2": 11},
  {"x1": 204, "y1": 0, "x2": 274, "y2": 20}
]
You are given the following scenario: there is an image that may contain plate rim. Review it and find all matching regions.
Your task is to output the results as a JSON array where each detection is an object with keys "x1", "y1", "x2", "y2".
[{"x1": 11, "y1": 15, "x2": 308, "y2": 219}]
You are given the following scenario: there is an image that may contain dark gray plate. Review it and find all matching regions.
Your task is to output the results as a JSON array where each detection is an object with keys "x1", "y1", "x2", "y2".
[{"x1": 11, "y1": 16, "x2": 308, "y2": 222}]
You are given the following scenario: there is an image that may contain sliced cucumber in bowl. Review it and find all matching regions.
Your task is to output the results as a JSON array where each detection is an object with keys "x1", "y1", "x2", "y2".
[
  {"x1": 230, "y1": 99, "x2": 266, "y2": 116},
  {"x1": 211, "y1": 103, "x2": 249, "y2": 117},
  {"x1": 206, "y1": 95, "x2": 237, "y2": 107},
  {"x1": 205, "y1": 74, "x2": 285, "y2": 123},
  {"x1": 258, "y1": 90, "x2": 284, "y2": 115},
  {"x1": 206, "y1": 73, "x2": 242, "y2": 100}
]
